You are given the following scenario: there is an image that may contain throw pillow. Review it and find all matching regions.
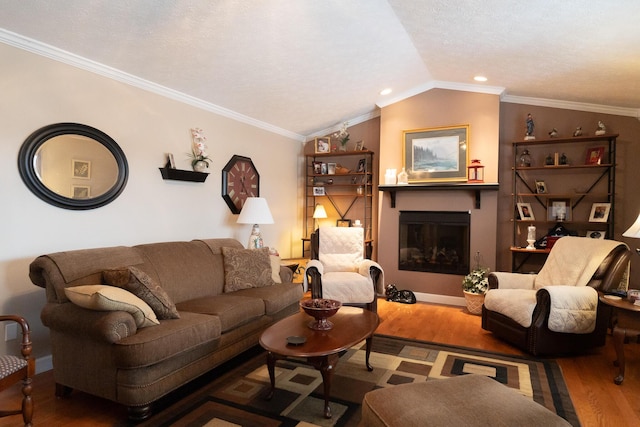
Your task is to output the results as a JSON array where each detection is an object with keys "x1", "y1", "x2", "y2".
[
  {"x1": 64, "y1": 285, "x2": 159, "y2": 328},
  {"x1": 270, "y1": 254, "x2": 282, "y2": 284},
  {"x1": 103, "y1": 267, "x2": 180, "y2": 320},
  {"x1": 221, "y1": 247, "x2": 275, "y2": 292}
]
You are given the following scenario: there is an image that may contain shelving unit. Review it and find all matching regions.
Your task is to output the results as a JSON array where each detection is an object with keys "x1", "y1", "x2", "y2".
[
  {"x1": 510, "y1": 133, "x2": 617, "y2": 271},
  {"x1": 303, "y1": 150, "x2": 374, "y2": 257},
  {"x1": 159, "y1": 167, "x2": 209, "y2": 182}
]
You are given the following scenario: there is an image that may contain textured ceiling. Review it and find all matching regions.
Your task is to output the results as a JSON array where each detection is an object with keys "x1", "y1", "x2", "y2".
[{"x1": 1, "y1": 1, "x2": 638, "y2": 140}]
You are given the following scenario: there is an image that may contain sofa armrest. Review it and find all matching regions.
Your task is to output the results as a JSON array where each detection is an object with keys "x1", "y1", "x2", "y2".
[
  {"x1": 279, "y1": 265, "x2": 293, "y2": 283},
  {"x1": 41, "y1": 302, "x2": 138, "y2": 343},
  {"x1": 488, "y1": 272, "x2": 537, "y2": 290}
]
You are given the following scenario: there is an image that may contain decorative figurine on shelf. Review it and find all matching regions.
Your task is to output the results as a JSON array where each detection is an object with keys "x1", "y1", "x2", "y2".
[
  {"x1": 595, "y1": 120, "x2": 607, "y2": 136},
  {"x1": 573, "y1": 126, "x2": 583, "y2": 137},
  {"x1": 519, "y1": 149, "x2": 532, "y2": 167},
  {"x1": 525, "y1": 113, "x2": 535, "y2": 140},
  {"x1": 545, "y1": 154, "x2": 554, "y2": 166},
  {"x1": 548, "y1": 128, "x2": 559, "y2": 138},
  {"x1": 559, "y1": 153, "x2": 568, "y2": 165},
  {"x1": 397, "y1": 167, "x2": 408, "y2": 184}
]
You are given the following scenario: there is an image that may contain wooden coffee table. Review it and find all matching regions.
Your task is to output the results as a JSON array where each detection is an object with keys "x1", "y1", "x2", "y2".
[{"x1": 259, "y1": 306, "x2": 379, "y2": 419}]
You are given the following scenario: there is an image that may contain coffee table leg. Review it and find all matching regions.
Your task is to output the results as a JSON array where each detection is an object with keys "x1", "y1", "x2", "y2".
[
  {"x1": 266, "y1": 351, "x2": 276, "y2": 399},
  {"x1": 365, "y1": 335, "x2": 374, "y2": 371},
  {"x1": 613, "y1": 326, "x2": 626, "y2": 385},
  {"x1": 309, "y1": 354, "x2": 339, "y2": 419}
]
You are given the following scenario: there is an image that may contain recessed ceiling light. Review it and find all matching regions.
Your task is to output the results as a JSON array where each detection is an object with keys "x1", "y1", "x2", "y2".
[
  {"x1": 474, "y1": 76, "x2": 488, "y2": 82},
  {"x1": 380, "y1": 88, "x2": 392, "y2": 96}
]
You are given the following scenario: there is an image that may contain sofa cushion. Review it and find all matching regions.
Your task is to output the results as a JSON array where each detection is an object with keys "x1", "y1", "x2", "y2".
[
  {"x1": 103, "y1": 266, "x2": 180, "y2": 320},
  {"x1": 221, "y1": 247, "x2": 274, "y2": 292},
  {"x1": 113, "y1": 311, "x2": 222, "y2": 368},
  {"x1": 232, "y1": 282, "x2": 304, "y2": 315},
  {"x1": 64, "y1": 285, "x2": 159, "y2": 328},
  {"x1": 176, "y1": 295, "x2": 265, "y2": 333},
  {"x1": 270, "y1": 254, "x2": 282, "y2": 284}
]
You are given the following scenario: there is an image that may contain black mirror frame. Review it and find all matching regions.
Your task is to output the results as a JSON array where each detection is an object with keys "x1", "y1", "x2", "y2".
[{"x1": 18, "y1": 123, "x2": 129, "y2": 210}]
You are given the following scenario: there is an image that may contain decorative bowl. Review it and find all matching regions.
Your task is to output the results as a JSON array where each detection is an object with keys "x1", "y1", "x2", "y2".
[{"x1": 300, "y1": 299, "x2": 342, "y2": 330}]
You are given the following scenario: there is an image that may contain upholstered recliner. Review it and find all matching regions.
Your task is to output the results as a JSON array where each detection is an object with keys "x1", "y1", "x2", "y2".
[
  {"x1": 305, "y1": 226, "x2": 384, "y2": 369},
  {"x1": 482, "y1": 236, "x2": 631, "y2": 356}
]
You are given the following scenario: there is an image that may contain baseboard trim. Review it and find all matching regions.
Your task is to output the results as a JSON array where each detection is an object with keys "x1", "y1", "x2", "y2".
[{"x1": 413, "y1": 292, "x2": 466, "y2": 307}]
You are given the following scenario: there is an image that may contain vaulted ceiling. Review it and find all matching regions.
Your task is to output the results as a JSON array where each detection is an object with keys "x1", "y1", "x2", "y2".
[{"x1": 1, "y1": 1, "x2": 638, "y2": 140}]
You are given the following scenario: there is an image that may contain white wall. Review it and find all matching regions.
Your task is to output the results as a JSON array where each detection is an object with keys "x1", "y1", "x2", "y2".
[{"x1": 0, "y1": 43, "x2": 302, "y2": 362}]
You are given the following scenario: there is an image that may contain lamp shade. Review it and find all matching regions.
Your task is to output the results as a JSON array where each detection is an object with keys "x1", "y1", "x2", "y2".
[
  {"x1": 237, "y1": 197, "x2": 274, "y2": 225},
  {"x1": 313, "y1": 204, "x2": 328, "y2": 219},
  {"x1": 623, "y1": 213, "x2": 640, "y2": 238}
]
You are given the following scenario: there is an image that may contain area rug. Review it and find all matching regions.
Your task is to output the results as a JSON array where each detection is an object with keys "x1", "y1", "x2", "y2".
[{"x1": 139, "y1": 335, "x2": 579, "y2": 427}]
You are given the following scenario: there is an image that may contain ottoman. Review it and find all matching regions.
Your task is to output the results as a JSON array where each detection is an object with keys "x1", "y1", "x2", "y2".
[{"x1": 360, "y1": 374, "x2": 572, "y2": 426}]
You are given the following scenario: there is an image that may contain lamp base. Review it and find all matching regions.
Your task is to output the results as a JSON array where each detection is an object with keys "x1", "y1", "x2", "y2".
[
  {"x1": 526, "y1": 239, "x2": 536, "y2": 250},
  {"x1": 247, "y1": 224, "x2": 264, "y2": 249}
]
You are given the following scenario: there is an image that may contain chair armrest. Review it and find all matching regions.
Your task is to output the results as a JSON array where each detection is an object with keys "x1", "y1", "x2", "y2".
[
  {"x1": 41, "y1": 302, "x2": 138, "y2": 343},
  {"x1": 0, "y1": 315, "x2": 32, "y2": 361},
  {"x1": 359, "y1": 260, "x2": 385, "y2": 295},
  {"x1": 488, "y1": 272, "x2": 537, "y2": 290},
  {"x1": 535, "y1": 286, "x2": 598, "y2": 333},
  {"x1": 304, "y1": 260, "x2": 323, "y2": 295}
]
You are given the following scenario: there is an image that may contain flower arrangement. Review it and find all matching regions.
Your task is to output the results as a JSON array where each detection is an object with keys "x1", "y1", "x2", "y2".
[
  {"x1": 462, "y1": 251, "x2": 489, "y2": 294},
  {"x1": 189, "y1": 127, "x2": 211, "y2": 168},
  {"x1": 335, "y1": 122, "x2": 350, "y2": 148}
]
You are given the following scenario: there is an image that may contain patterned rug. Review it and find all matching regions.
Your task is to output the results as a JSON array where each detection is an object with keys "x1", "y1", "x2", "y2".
[{"x1": 139, "y1": 335, "x2": 579, "y2": 427}]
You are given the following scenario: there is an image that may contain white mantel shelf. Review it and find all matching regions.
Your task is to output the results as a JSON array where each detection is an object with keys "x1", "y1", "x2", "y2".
[{"x1": 378, "y1": 182, "x2": 499, "y2": 209}]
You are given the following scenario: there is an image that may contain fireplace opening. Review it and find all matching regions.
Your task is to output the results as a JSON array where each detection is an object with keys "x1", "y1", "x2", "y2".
[{"x1": 399, "y1": 211, "x2": 470, "y2": 275}]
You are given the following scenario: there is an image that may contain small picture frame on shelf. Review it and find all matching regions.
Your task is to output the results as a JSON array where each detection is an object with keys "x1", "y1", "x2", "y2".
[
  {"x1": 357, "y1": 158, "x2": 366, "y2": 173},
  {"x1": 547, "y1": 198, "x2": 572, "y2": 221},
  {"x1": 587, "y1": 230, "x2": 606, "y2": 239},
  {"x1": 355, "y1": 140, "x2": 364, "y2": 151},
  {"x1": 314, "y1": 137, "x2": 331, "y2": 153},
  {"x1": 313, "y1": 161, "x2": 322, "y2": 174},
  {"x1": 313, "y1": 186, "x2": 325, "y2": 196},
  {"x1": 589, "y1": 202, "x2": 611, "y2": 222},
  {"x1": 320, "y1": 163, "x2": 328, "y2": 174},
  {"x1": 585, "y1": 147, "x2": 604, "y2": 165},
  {"x1": 517, "y1": 202, "x2": 535, "y2": 221},
  {"x1": 165, "y1": 153, "x2": 176, "y2": 169},
  {"x1": 336, "y1": 219, "x2": 352, "y2": 227},
  {"x1": 327, "y1": 162, "x2": 336, "y2": 175},
  {"x1": 535, "y1": 180, "x2": 547, "y2": 194}
]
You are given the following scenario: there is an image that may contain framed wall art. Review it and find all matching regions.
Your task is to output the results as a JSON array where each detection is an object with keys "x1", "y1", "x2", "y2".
[
  {"x1": 314, "y1": 137, "x2": 331, "y2": 153},
  {"x1": 72, "y1": 159, "x2": 91, "y2": 179},
  {"x1": 517, "y1": 202, "x2": 535, "y2": 221},
  {"x1": 71, "y1": 185, "x2": 90, "y2": 199},
  {"x1": 589, "y1": 202, "x2": 611, "y2": 222},
  {"x1": 402, "y1": 124, "x2": 469, "y2": 182}
]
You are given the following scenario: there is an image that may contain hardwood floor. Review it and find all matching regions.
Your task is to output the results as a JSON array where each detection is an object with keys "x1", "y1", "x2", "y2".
[{"x1": 1, "y1": 299, "x2": 639, "y2": 426}]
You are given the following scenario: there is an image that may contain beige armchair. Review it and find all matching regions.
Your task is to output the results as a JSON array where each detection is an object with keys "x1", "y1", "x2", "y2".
[
  {"x1": 482, "y1": 236, "x2": 631, "y2": 355},
  {"x1": 305, "y1": 226, "x2": 384, "y2": 369}
]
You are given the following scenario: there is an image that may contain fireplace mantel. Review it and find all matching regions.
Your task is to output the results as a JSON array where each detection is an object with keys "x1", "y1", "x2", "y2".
[{"x1": 379, "y1": 182, "x2": 499, "y2": 209}]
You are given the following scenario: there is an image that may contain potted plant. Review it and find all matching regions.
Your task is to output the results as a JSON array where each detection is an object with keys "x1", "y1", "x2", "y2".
[
  {"x1": 462, "y1": 252, "x2": 489, "y2": 315},
  {"x1": 189, "y1": 128, "x2": 211, "y2": 172}
]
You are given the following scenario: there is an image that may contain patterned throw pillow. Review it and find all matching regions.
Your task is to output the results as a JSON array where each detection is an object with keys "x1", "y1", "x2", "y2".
[
  {"x1": 103, "y1": 266, "x2": 180, "y2": 319},
  {"x1": 221, "y1": 247, "x2": 275, "y2": 292}
]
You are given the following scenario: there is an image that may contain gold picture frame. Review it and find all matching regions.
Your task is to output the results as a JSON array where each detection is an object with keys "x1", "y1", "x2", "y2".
[
  {"x1": 314, "y1": 137, "x2": 331, "y2": 153},
  {"x1": 402, "y1": 125, "x2": 469, "y2": 182}
]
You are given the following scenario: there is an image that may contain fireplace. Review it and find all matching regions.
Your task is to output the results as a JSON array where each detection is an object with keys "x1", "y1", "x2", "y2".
[{"x1": 399, "y1": 211, "x2": 470, "y2": 275}]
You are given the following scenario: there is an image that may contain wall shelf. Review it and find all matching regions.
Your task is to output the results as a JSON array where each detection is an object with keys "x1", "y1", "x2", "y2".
[
  {"x1": 159, "y1": 167, "x2": 209, "y2": 182},
  {"x1": 378, "y1": 182, "x2": 499, "y2": 209}
]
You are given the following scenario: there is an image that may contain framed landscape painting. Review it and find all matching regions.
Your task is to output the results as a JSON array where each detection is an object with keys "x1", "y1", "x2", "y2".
[{"x1": 402, "y1": 125, "x2": 469, "y2": 182}]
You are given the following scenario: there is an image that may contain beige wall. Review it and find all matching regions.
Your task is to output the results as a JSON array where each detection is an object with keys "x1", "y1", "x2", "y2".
[
  {"x1": 378, "y1": 89, "x2": 500, "y2": 301},
  {"x1": 0, "y1": 43, "x2": 301, "y2": 362}
]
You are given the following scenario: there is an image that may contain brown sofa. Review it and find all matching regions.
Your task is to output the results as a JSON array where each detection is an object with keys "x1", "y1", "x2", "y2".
[{"x1": 29, "y1": 238, "x2": 303, "y2": 421}]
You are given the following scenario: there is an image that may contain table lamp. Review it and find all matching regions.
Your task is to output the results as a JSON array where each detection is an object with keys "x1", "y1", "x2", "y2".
[
  {"x1": 313, "y1": 203, "x2": 327, "y2": 231},
  {"x1": 237, "y1": 197, "x2": 274, "y2": 249},
  {"x1": 623, "y1": 212, "x2": 640, "y2": 255}
]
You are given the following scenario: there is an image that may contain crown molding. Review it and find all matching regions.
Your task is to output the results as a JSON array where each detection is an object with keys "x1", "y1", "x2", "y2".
[
  {"x1": 501, "y1": 94, "x2": 640, "y2": 119},
  {"x1": 0, "y1": 29, "x2": 306, "y2": 142},
  {"x1": 305, "y1": 110, "x2": 381, "y2": 142}
]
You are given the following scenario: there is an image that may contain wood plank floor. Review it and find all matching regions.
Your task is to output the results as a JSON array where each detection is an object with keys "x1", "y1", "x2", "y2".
[{"x1": 1, "y1": 299, "x2": 639, "y2": 426}]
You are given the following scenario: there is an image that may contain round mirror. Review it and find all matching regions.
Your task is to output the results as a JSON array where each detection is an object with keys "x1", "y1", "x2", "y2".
[{"x1": 18, "y1": 123, "x2": 128, "y2": 210}]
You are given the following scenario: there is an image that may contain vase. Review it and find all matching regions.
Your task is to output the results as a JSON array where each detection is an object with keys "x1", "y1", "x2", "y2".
[
  {"x1": 339, "y1": 144, "x2": 347, "y2": 151},
  {"x1": 193, "y1": 161, "x2": 208, "y2": 172},
  {"x1": 463, "y1": 291, "x2": 485, "y2": 315}
]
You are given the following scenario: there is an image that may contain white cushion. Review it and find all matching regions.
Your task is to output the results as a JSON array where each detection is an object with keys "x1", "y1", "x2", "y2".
[
  {"x1": 319, "y1": 271, "x2": 375, "y2": 304},
  {"x1": 484, "y1": 289, "x2": 537, "y2": 328},
  {"x1": 65, "y1": 285, "x2": 159, "y2": 328},
  {"x1": 269, "y1": 254, "x2": 282, "y2": 283},
  {"x1": 318, "y1": 227, "x2": 364, "y2": 273}
]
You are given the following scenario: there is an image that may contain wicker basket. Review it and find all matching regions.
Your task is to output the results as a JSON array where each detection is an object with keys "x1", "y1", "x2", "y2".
[{"x1": 463, "y1": 291, "x2": 486, "y2": 315}]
